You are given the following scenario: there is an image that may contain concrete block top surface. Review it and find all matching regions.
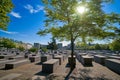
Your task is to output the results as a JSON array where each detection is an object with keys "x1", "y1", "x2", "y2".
[
  {"x1": 44, "y1": 59, "x2": 59, "y2": 64},
  {"x1": 82, "y1": 55, "x2": 92, "y2": 58},
  {"x1": 8, "y1": 59, "x2": 29, "y2": 64},
  {"x1": 54, "y1": 55, "x2": 63, "y2": 58},
  {"x1": 0, "y1": 55, "x2": 14, "y2": 57},
  {"x1": 109, "y1": 56, "x2": 120, "y2": 59},
  {"x1": 78, "y1": 53, "x2": 87, "y2": 55},
  {"x1": 0, "y1": 60, "x2": 15, "y2": 64},
  {"x1": 68, "y1": 55, "x2": 75, "y2": 58},
  {"x1": 94, "y1": 55, "x2": 106, "y2": 58},
  {"x1": 106, "y1": 59, "x2": 120, "y2": 64},
  {"x1": 41, "y1": 55, "x2": 49, "y2": 57},
  {"x1": 29, "y1": 56, "x2": 39, "y2": 58}
]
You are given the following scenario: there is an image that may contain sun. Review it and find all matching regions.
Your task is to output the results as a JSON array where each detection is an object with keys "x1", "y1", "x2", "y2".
[{"x1": 76, "y1": 6, "x2": 86, "y2": 14}]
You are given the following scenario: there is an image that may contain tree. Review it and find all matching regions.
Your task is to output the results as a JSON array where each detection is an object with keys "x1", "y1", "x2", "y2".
[
  {"x1": 95, "y1": 44, "x2": 101, "y2": 50},
  {"x1": 29, "y1": 47, "x2": 38, "y2": 53},
  {"x1": 41, "y1": 47, "x2": 48, "y2": 53},
  {"x1": 109, "y1": 39, "x2": 120, "y2": 51},
  {"x1": 0, "y1": 38, "x2": 16, "y2": 49},
  {"x1": 0, "y1": 0, "x2": 14, "y2": 30},
  {"x1": 18, "y1": 46, "x2": 25, "y2": 51},
  {"x1": 47, "y1": 37, "x2": 57, "y2": 52},
  {"x1": 37, "y1": 0, "x2": 120, "y2": 70}
]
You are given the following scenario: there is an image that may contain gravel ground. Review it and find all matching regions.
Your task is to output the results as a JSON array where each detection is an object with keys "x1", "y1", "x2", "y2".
[{"x1": 0, "y1": 58, "x2": 120, "y2": 80}]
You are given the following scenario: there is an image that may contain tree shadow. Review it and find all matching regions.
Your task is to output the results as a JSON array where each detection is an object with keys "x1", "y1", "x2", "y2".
[
  {"x1": 78, "y1": 68, "x2": 111, "y2": 80},
  {"x1": 34, "y1": 71, "x2": 50, "y2": 76},
  {"x1": 35, "y1": 62, "x2": 42, "y2": 65},
  {"x1": 79, "y1": 68, "x2": 92, "y2": 79},
  {"x1": 64, "y1": 68, "x2": 74, "y2": 80},
  {"x1": 95, "y1": 74, "x2": 111, "y2": 80},
  {"x1": 82, "y1": 63, "x2": 93, "y2": 67}
]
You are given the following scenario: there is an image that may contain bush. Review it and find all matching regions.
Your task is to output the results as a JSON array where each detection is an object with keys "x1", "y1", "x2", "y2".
[
  {"x1": 29, "y1": 47, "x2": 38, "y2": 52},
  {"x1": 18, "y1": 46, "x2": 25, "y2": 51},
  {"x1": 109, "y1": 39, "x2": 120, "y2": 51}
]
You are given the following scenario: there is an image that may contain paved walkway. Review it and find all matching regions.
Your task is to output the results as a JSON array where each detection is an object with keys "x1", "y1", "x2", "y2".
[
  {"x1": 0, "y1": 73, "x2": 21, "y2": 80},
  {"x1": 0, "y1": 58, "x2": 120, "y2": 80},
  {"x1": 33, "y1": 59, "x2": 120, "y2": 80}
]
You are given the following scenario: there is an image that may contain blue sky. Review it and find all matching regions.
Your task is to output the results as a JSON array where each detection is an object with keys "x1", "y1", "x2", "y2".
[{"x1": 0, "y1": 0, "x2": 120, "y2": 46}]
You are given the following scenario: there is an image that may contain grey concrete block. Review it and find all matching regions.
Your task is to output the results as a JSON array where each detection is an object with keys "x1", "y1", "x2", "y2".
[
  {"x1": 108, "y1": 56, "x2": 120, "y2": 60},
  {"x1": 53, "y1": 55, "x2": 63, "y2": 65},
  {"x1": 68, "y1": 55, "x2": 76, "y2": 65},
  {"x1": 94, "y1": 55, "x2": 106, "y2": 65},
  {"x1": 105, "y1": 59, "x2": 120, "y2": 74},
  {"x1": 0, "y1": 60, "x2": 15, "y2": 69},
  {"x1": 29, "y1": 56, "x2": 40, "y2": 62},
  {"x1": 41, "y1": 55, "x2": 52, "y2": 63},
  {"x1": 81, "y1": 56, "x2": 93, "y2": 66},
  {"x1": 5, "y1": 59, "x2": 30, "y2": 69},
  {"x1": 42, "y1": 59, "x2": 59, "y2": 73}
]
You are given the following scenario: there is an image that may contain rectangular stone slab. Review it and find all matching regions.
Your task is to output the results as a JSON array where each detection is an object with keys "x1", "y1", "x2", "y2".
[
  {"x1": 0, "y1": 55, "x2": 15, "y2": 59},
  {"x1": 81, "y1": 56, "x2": 93, "y2": 66},
  {"x1": 29, "y1": 56, "x2": 40, "y2": 62},
  {"x1": 68, "y1": 55, "x2": 76, "y2": 65},
  {"x1": 53, "y1": 55, "x2": 63, "y2": 65},
  {"x1": 105, "y1": 59, "x2": 120, "y2": 74},
  {"x1": 5, "y1": 59, "x2": 30, "y2": 69},
  {"x1": 94, "y1": 55, "x2": 106, "y2": 65},
  {"x1": 41, "y1": 55, "x2": 52, "y2": 63},
  {"x1": 42, "y1": 59, "x2": 59, "y2": 73},
  {"x1": 0, "y1": 60, "x2": 15, "y2": 69},
  {"x1": 108, "y1": 56, "x2": 120, "y2": 60}
]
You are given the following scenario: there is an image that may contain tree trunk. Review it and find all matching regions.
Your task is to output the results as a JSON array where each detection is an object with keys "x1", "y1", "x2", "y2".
[{"x1": 70, "y1": 38, "x2": 76, "y2": 70}]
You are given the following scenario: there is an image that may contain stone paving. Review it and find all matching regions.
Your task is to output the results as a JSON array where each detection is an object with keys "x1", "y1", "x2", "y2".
[{"x1": 0, "y1": 57, "x2": 120, "y2": 80}]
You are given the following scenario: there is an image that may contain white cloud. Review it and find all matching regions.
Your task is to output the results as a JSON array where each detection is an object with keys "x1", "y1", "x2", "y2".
[
  {"x1": 0, "y1": 30, "x2": 18, "y2": 34},
  {"x1": 24, "y1": 4, "x2": 44, "y2": 14},
  {"x1": 10, "y1": 11, "x2": 21, "y2": 18}
]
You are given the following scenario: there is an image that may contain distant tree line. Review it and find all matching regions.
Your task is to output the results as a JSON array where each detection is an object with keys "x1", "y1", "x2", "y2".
[
  {"x1": 75, "y1": 39, "x2": 120, "y2": 51},
  {"x1": 0, "y1": 37, "x2": 25, "y2": 51}
]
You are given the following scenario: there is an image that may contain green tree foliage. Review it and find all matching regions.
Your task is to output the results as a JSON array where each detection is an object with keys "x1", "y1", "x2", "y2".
[
  {"x1": 47, "y1": 37, "x2": 57, "y2": 50},
  {"x1": 115, "y1": 28, "x2": 120, "y2": 39},
  {"x1": 37, "y1": 0, "x2": 120, "y2": 70},
  {"x1": 18, "y1": 46, "x2": 25, "y2": 51},
  {"x1": 41, "y1": 47, "x2": 48, "y2": 52},
  {"x1": 95, "y1": 44, "x2": 101, "y2": 50},
  {"x1": 100, "y1": 44, "x2": 109, "y2": 50},
  {"x1": 0, "y1": 38, "x2": 16, "y2": 49},
  {"x1": 29, "y1": 47, "x2": 38, "y2": 53},
  {"x1": 0, "y1": 0, "x2": 14, "y2": 30},
  {"x1": 109, "y1": 39, "x2": 120, "y2": 51}
]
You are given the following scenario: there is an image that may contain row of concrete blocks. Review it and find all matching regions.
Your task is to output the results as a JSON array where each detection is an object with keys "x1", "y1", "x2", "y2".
[
  {"x1": 2, "y1": 55, "x2": 51, "y2": 69},
  {"x1": 0, "y1": 55, "x2": 48, "y2": 69},
  {"x1": 28, "y1": 54, "x2": 67, "y2": 63},
  {"x1": 94, "y1": 55, "x2": 120, "y2": 74},
  {"x1": 0, "y1": 55, "x2": 30, "y2": 69}
]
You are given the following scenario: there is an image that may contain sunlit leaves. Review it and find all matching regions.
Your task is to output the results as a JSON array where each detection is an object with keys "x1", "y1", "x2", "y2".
[
  {"x1": 38, "y1": 0, "x2": 120, "y2": 45},
  {"x1": 0, "y1": 0, "x2": 14, "y2": 30}
]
